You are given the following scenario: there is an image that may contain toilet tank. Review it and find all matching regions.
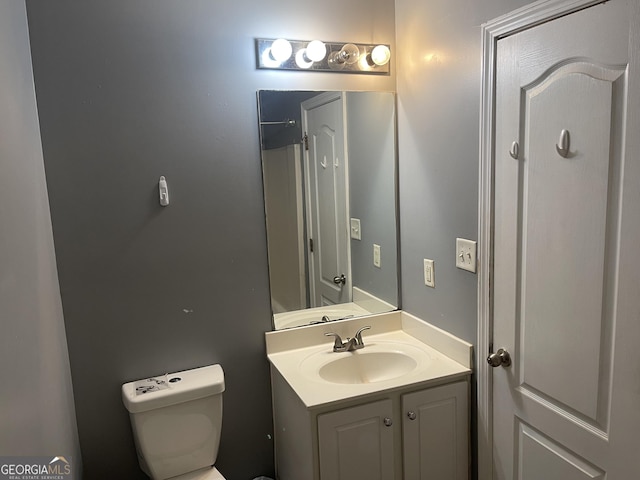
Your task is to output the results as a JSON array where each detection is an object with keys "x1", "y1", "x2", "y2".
[{"x1": 122, "y1": 364, "x2": 225, "y2": 480}]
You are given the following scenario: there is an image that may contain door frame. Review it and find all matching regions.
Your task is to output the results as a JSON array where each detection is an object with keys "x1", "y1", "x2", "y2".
[{"x1": 477, "y1": 1, "x2": 606, "y2": 478}]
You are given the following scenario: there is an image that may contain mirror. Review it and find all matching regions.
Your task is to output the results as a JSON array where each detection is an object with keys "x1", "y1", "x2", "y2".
[{"x1": 258, "y1": 90, "x2": 399, "y2": 330}]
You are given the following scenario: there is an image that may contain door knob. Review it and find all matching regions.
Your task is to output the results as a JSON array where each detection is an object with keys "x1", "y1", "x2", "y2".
[
  {"x1": 487, "y1": 348, "x2": 512, "y2": 368},
  {"x1": 333, "y1": 274, "x2": 346, "y2": 286}
]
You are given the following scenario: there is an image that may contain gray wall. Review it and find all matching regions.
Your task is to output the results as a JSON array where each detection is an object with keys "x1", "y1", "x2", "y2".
[
  {"x1": 347, "y1": 92, "x2": 398, "y2": 305},
  {"x1": 394, "y1": 2, "x2": 534, "y2": 477},
  {"x1": 25, "y1": 1, "x2": 394, "y2": 479},
  {"x1": 395, "y1": 0, "x2": 532, "y2": 344},
  {"x1": 0, "y1": 0, "x2": 81, "y2": 468}
]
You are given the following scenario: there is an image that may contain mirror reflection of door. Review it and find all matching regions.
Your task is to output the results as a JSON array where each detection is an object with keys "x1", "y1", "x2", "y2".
[{"x1": 302, "y1": 91, "x2": 350, "y2": 308}]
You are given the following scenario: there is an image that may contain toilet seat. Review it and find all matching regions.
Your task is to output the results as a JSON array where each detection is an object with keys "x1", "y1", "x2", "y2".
[{"x1": 169, "y1": 466, "x2": 225, "y2": 480}]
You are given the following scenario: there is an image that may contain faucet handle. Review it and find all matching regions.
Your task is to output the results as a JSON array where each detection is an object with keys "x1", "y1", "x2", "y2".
[
  {"x1": 354, "y1": 326, "x2": 371, "y2": 346},
  {"x1": 325, "y1": 332, "x2": 345, "y2": 351}
]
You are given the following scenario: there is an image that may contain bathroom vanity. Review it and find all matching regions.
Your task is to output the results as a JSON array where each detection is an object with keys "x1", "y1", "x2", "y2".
[{"x1": 265, "y1": 311, "x2": 472, "y2": 480}]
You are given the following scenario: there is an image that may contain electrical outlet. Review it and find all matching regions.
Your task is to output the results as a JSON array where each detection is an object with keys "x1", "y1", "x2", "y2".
[
  {"x1": 350, "y1": 218, "x2": 362, "y2": 240},
  {"x1": 456, "y1": 238, "x2": 477, "y2": 273},
  {"x1": 424, "y1": 259, "x2": 435, "y2": 287},
  {"x1": 373, "y1": 244, "x2": 381, "y2": 268}
]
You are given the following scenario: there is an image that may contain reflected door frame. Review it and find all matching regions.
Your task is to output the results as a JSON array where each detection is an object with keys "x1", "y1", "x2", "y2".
[{"x1": 478, "y1": 0, "x2": 627, "y2": 478}]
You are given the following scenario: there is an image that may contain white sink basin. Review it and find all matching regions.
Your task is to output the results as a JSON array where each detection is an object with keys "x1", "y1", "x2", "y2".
[
  {"x1": 299, "y1": 340, "x2": 433, "y2": 386},
  {"x1": 318, "y1": 351, "x2": 418, "y2": 384}
]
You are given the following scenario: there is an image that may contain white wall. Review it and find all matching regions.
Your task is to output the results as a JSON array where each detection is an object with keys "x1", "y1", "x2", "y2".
[{"x1": 0, "y1": 0, "x2": 81, "y2": 468}]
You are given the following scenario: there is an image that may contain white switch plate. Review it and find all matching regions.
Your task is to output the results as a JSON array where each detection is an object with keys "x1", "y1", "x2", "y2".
[
  {"x1": 350, "y1": 218, "x2": 362, "y2": 240},
  {"x1": 424, "y1": 259, "x2": 435, "y2": 287},
  {"x1": 456, "y1": 238, "x2": 477, "y2": 273},
  {"x1": 373, "y1": 244, "x2": 381, "y2": 268}
]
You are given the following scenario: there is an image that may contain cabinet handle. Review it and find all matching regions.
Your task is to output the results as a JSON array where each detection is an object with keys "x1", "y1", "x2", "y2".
[
  {"x1": 407, "y1": 411, "x2": 417, "y2": 421},
  {"x1": 383, "y1": 417, "x2": 393, "y2": 427}
]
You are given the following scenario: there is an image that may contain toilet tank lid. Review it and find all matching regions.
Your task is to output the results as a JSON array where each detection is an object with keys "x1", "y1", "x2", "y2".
[{"x1": 122, "y1": 364, "x2": 225, "y2": 414}]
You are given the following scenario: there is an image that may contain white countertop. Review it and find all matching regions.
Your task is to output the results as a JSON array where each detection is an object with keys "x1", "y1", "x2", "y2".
[{"x1": 266, "y1": 311, "x2": 472, "y2": 408}]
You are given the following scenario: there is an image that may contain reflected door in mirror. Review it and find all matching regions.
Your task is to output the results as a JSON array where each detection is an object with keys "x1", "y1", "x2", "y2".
[{"x1": 302, "y1": 92, "x2": 350, "y2": 308}]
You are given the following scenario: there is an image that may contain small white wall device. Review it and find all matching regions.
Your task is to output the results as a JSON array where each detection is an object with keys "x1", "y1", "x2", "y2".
[{"x1": 159, "y1": 176, "x2": 169, "y2": 206}]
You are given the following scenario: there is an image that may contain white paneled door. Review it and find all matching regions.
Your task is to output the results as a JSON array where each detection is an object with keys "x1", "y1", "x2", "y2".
[
  {"x1": 492, "y1": 1, "x2": 640, "y2": 478},
  {"x1": 302, "y1": 91, "x2": 350, "y2": 307}
]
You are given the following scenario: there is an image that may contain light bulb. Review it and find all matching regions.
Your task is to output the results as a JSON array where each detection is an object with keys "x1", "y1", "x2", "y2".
[
  {"x1": 306, "y1": 40, "x2": 327, "y2": 62},
  {"x1": 371, "y1": 45, "x2": 391, "y2": 66},
  {"x1": 340, "y1": 43, "x2": 360, "y2": 65},
  {"x1": 295, "y1": 49, "x2": 313, "y2": 69},
  {"x1": 261, "y1": 48, "x2": 280, "y2": 68},
  {"x1": 329, "y1": 43, "x2": 360, "y2": 68},
  {"x1": 270, "y1": 38, "x2": 292, "y2": 63}
]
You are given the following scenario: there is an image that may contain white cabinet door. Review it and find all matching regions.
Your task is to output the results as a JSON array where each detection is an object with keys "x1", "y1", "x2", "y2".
[
  {"x1": 317, "y1": 399, "x2": 394, "y2": 480},
  {"x1": 402, "y1": 381, "x2": 469, "y2": 480}
]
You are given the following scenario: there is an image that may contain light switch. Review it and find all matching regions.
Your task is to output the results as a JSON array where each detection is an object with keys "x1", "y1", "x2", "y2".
[
  {"x1": 456, "y1": 238, "x2": 477, "y2": 273},
  {"x1": 373, "y1": 244, "x2": 381, "y2": 268},
  {"x1": 350, "y1": 218, "x2": 362, "y2": 240},
  {"x1": 424, "y1": 259, "x2": 435, "y2": 287}
]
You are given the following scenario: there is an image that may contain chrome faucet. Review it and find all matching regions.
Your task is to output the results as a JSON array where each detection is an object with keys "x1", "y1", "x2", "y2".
[
  {"x1": 325, "y1": 326, "x2": 371, "y2": 352},
  {"x1": 310, "y1": 315, "x2": 331, "y2": 325}
]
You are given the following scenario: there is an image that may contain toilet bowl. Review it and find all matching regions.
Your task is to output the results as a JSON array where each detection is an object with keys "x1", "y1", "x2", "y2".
[{"x1": 122, "y1": 364, "x2": 226, "y2": 480}]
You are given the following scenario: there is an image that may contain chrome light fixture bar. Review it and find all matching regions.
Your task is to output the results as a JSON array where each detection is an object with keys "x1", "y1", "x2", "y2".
[{"x1": 255, "y1": 38, "x2": 391, "y2": 75}]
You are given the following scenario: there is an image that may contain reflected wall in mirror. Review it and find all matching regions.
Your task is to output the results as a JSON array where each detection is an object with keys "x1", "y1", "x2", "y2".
[{"x1": 258, "y1": 90, "x2": 399, "y2": 330}]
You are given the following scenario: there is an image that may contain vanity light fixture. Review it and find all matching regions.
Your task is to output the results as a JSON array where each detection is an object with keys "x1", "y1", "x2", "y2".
[{"x1": 255, "y1": 38, "x2": 391, "y2": 75}]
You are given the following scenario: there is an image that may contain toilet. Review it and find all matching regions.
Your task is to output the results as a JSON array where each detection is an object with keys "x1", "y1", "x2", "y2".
[{"x1": 122, "y1": 364, "x2": 226, "y2": 480}]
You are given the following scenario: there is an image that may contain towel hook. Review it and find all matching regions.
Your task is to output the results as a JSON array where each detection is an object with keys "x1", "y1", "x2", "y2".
[
  {"x1": 556, "y1": 129, "x2": 570, "y2": 158},
  {"x1": 509, "y1": 141, "x2": 519, "y2": 159}
]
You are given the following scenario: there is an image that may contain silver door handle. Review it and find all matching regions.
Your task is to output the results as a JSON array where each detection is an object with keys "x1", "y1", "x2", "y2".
[
  {"x1": 487, "y1": 348, "x2": 512, "y2": 368},
  {"x1": 333, "y1": 274, "x2": 346, "y2": 286}
]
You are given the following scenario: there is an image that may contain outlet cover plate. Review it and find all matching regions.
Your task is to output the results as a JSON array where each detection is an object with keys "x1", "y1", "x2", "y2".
[
  {"x1": 350, "y1": 218, "x2": 361, "y2": 240},
  {"x1": 424, "y1": 259, "x2": 435, "y2": 287},
  {"x1": 373, "y1": 244, "x2": 381, "y2": 268},
  {"x1": 456, "y1": 238, "x2": 477, "y2": 273}
]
